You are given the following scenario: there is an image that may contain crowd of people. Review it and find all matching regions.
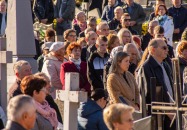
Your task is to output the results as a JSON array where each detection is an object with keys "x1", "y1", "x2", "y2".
[{"x1": 0, "y1": 0, "x2": 187, "y2": 129}]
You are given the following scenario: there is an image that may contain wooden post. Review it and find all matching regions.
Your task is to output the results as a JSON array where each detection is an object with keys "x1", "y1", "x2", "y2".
[
  {"x1": 0, "y1": 38, "x2": 12, "y2": 111},
  {"x1": 56, "y1": 72, "x2": 87, "y2": 130}
]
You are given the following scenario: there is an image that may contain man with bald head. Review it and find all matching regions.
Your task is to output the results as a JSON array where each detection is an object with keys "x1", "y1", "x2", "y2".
[
  {"x1": 141, "y1": 20, "x2": 159, "y2": 51},
  {"x1": 137, "y1": 38, "x2": 175, "y2": 130}
]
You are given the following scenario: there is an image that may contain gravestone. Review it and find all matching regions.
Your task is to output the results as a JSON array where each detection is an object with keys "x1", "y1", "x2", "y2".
[
  {"x1": 6, "y1": 0, "x2": 37, "y2": 88},
  {"x1": 56, "y1": 73, "x2": 87, "y2": 130},
  {"x1": 0, "y1": 38, "x2": 12, "y2": 111}
]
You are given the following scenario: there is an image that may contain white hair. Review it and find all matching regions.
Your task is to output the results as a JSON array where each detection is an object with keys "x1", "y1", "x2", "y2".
[
  {"x1": 13, "y1": 60, "x2": 30, "y2": 74},
  {"x1": 7, "y1": 95, "x2": 36, "y2": 121},
  {"x1": 114, "y1": 6, "x2": 123, "y2": 13}
]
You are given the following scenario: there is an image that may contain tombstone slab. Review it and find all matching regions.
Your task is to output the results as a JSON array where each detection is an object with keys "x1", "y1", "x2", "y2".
[
  {"x1": 0, "y1": 38, "x2": 12, "y2": 112},
  {"x1": 6, "y1": 0, "x2": 37, "y2": 89},
  {"x1": 57, "y1": 73, "x2": 87, "y2": 130}
]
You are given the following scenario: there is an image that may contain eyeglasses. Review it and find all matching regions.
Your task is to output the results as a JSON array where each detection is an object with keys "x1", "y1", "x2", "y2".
[
  {"x1": 68, "y1": 35, "x2": 77, "y2": 37},
  {"x1": 160, "y1": 46, "x2": 168, "y2": 50},
  {"x1": 40, "y1": 88, "x2": 47, "y2": 93},
  {"x1": 124, "y1": 19, "x2": 131, "y2": 22}
]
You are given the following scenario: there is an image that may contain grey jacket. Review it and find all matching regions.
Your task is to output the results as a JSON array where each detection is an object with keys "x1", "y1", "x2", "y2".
[
  {"x1": 32, "y1": 113, "x2": 53, "y2": 130},
  {"x1": 54, "y1": 0, "x2": 75, "y2": 21},
  {"x1": 122, "y1": 2, "x2": 146, "y2": 35}
]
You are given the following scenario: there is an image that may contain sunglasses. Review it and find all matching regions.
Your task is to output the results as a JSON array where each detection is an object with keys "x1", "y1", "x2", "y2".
[{"x1": 124, "y1": 19, "x2": 131, "y2": 22}]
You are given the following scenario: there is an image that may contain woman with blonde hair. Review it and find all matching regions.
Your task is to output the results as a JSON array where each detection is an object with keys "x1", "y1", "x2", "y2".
[
  {"x1": 103, "y1": 103, "x2": 134, "y2": 130},
  {"x1": 117, "y1": 28, "x2": 134, "y2": 46},
  {"x1": 107, "y1": 52, "x2": 140, "y2": 110}
]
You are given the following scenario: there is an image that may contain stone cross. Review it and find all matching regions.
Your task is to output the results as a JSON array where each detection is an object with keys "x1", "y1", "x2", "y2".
[
  {"x1": 0, "y1": 38, "x2": 12, "y2": 111},
  {"x1": 56, "y1": 73, "x2": 87, "y2": 130},
  {"x1": 6, "y1": 0, "x2": 38, "y2": 88}
]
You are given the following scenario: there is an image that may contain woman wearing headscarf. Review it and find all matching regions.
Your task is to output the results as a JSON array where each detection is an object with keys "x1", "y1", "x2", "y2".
[{"x1": 103, "y1": 46, "x2": 124, "y2": 89}]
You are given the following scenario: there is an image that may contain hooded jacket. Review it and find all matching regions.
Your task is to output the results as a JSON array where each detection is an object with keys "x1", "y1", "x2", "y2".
[
  {"x1": 42, "y1": 53, "x2": 67, "y2": 98},
  {"x1": 78, "y1": 99, "x2": 108, "y2": 130}
]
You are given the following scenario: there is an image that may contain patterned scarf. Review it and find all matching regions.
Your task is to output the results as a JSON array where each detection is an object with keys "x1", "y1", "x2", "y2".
[
  {"x1": 35, "y1": 100, "x2": 58, "y2": 130},
  {"x1": 69, "y1": 57, "x2": 81, "y2": 70},
  {"x1": 157, "y1": 14, "x2": 167, "y2": 26}
]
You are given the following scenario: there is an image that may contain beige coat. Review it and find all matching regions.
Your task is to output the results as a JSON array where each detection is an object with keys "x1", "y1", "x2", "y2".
[{"x1": 107, "y1": 71, "x2": 140, "y2": 108}]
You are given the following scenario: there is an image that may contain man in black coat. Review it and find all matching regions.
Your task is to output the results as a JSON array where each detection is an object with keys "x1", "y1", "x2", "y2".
[
  {"x1": 108, "y1": 6, "x2": 123, "y2": 30},
  {"x1": 141, "y1": 20, "x2": 159, "y2": 51},
  {"x1": 137, "y1": 38, "x2": 175, "y2": 130},
  {"x1": 8, "y1": 60, "x2": 32, "y2": 101},
  {"x1": 33, "y1": 0, "x2": 54, "y2": 24},
  {"x1": 168, "y1": 0, "x2": 187, "y2": 42}
]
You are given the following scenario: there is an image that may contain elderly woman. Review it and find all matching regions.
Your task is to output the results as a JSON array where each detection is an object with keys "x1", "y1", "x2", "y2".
[
  {"x1": 107, "y1": 34, "x2": 120, "y2": 53},
  {"x1": 117, "y1": 28, "x2": 133, "y2": 46},
  {"x1": 60, "y1": 42, "x2": 91, "y2": 93},
  {"x1": 123, "y1": 43, "x2": 141, "y2": 75},
  {"x1": 154, "y1": 4, "x2": 174, "y2": 46},
  {"x1": 78, "y1": 88, "x2": 108, "y2": 130},
  {"x1": 42, "y1": 42, "x2": 67, "y2": 98},
  {"x1": 73, "y1": 11, "x2": 87, "y2": 36},
  {"x1": 34, "y1": 72, "x2": 63, "y2": 124},
  {"x1": 107, "y1": 52, "x2": 140, "y2": 110},
  {"x1": 103, "y1": 103, "x2": 134, "y2": 130},
  {"x1": 21, "y1": 75, "x2": 58, "y2": 130}
]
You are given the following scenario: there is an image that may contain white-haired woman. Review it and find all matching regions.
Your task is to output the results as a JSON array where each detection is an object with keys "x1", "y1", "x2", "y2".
[
  {"x1": 42, "y1": 42, "x2": 67, "y2": 98},
  {"x1": 117, "y1": 28, "x2": 134, "y2": 46}
]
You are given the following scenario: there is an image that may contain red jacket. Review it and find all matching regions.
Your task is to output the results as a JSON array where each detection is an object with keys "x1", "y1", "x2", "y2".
[{"x1": 60, "y1": 61, "x2": 91, "y2": 93}]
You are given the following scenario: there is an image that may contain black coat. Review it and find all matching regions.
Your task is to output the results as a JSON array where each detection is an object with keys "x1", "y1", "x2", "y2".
[
  {"x1": 168, "y1": 5, "x2": 187, "y2": 41},
  {"x1": 141, "y1": 32, "x2": 153, "y2": 51},
  {"x1": 137, "y1": 56, "x2": 173, "y2": 105},
  {"x1": 33, "y1": 0, "x2": 54, "y2": 23},
  {"x1": 108, "y1": 18, "x2": 120, "y2": 30}
]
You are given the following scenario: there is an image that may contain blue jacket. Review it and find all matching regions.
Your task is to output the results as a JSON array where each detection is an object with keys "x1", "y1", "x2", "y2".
[
  {"x1": 101, "y1": 1, "x2": 122, "y2": 22},
  {"x1": 168, "y1": 5, "x2": 187, "y2": 41},
  {"x1": 78, "y1": 99, "x2": 108, "y2": 130}
]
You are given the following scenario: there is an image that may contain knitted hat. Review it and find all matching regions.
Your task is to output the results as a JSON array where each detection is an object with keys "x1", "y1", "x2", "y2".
[{"x1": 49, "y1": 42, "x2": 64, "y2": 52}]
